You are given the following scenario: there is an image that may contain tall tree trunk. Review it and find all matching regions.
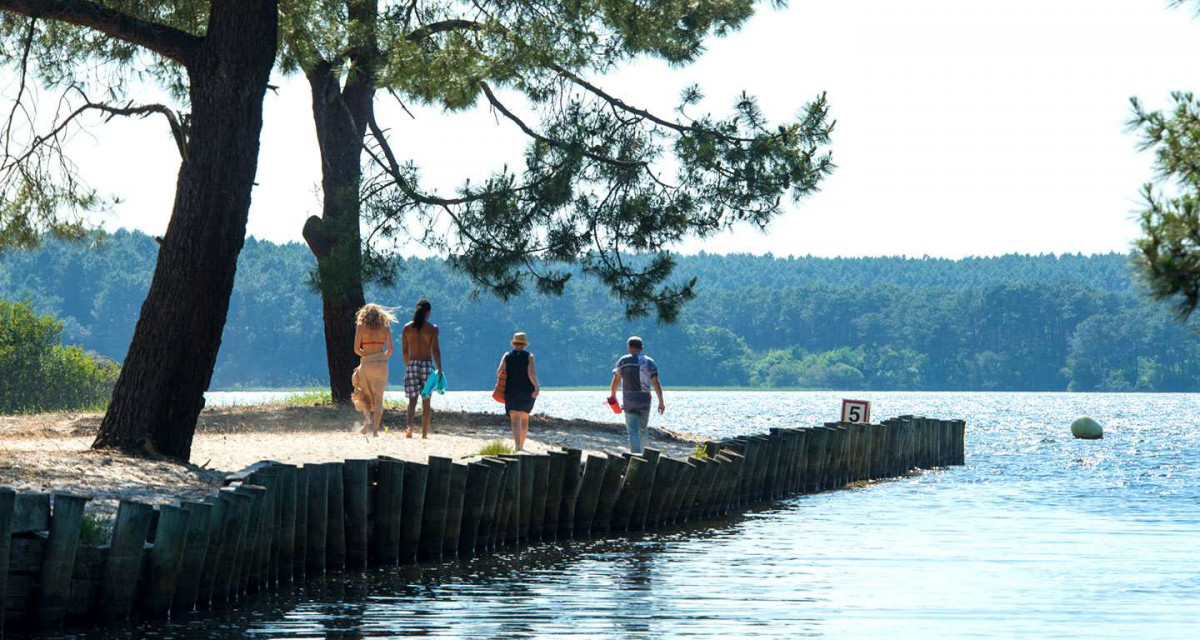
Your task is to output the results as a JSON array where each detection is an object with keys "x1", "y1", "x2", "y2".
[
  {"x1": 92, "y1": 0, "x2": 278, "y2": 462},
  {"x1": 302, "y1": 34, "x2": 376, "y2": 405}
]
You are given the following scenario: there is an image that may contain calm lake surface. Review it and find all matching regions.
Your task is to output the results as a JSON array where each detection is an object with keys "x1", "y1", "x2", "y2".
[{"x1": 37, "y1": 391, "x2": 1200, "y2": 638}]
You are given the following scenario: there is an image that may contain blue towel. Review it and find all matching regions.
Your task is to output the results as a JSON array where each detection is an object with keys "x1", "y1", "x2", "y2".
[{"x1": 421, "y1": 370, "x2": 447, "y2": 398}]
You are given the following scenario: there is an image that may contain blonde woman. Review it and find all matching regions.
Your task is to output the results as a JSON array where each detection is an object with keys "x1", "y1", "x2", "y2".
[
  {"x1": 352, "y1": 303, "x2": 395, "y2": 437},
  {"x1": 497, "y1": 332, "x2": 539, "y2": 451}
]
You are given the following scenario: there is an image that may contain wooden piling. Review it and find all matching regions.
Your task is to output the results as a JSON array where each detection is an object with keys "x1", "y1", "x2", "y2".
[
  {"x1": 443, "y1": 463, "x2": 468, "y2": 558},
  {"x1": 304, "y1": 465, "x2": 328, "y2": 576},
  {"x1": 173, "y1": 501, "x2": 212, "y2": 615},
  {"x1": 36, "y1": 493, "x2": 88, "y2": 627},
  {"x1": 459, "y1": 462, "x2": 490, "y2": 556},
  {"x1": 592, "y1": 453, "x2": 626, "y2": 535},
  {"x1": 101, "y1": 500, "x2": 154, "y2": 621},
  {"x1": 494, "y1": 456, "x2": 521, "y2": 545},
  {"x1": 234, "y1": 484, "x2": 266, "y2": 593},
  {"x1": 681, "y1": 458, "x2": 708, "y2": 522},
  {"x1": 273, "y1": 464, "x2": 296, "y2": 585},
  {"x1": 373, "y1": 458, "x2": 404, "y2": 566},
  {"x1": 528, "y1": 455, "x2": 550, "y2": 543},
  {"x1": 611, "y1": 455, "x2": 648, "y2": 532},
  {"x1": 502, "y1": 454, "x2": 534, "y2": 543},
  {"x1": 141, "y1": 504, "x2": 191, "y2": 618},
  {"x1": 399, "y1": 461, "x2": 427, "y2": 564},
  {"x1": 321, "y1": 462, "x2": 345, "y2": 572},
  {"x1": 543, "y1": 451, "x2": 566, "y2": 542},
  {"x1": 558, "y1": 448, "x2": 582, "y2": 538},
  {"x1": 573, "y1": 454, "x2": 609, "y2": 538},
  {"x1": 0, "y1": 487, "x2": 13, "y2": 631},
  {"x1": 195, "y1": 496, "x2": 228, "y2": 609},
  {"x1": 420, "y1": 456, "x2": 452, "y2": 563},
  {"x1": 630, "y1": 448, "x2": 660, "y2": 530},
  {"x1": 645, "y1": 457, "x2": 679, "y2": 529},
  {"x1": 342, "y1": 460, "x2": 370, "y2": 571},
  {"x1": 478, "y1": 458, "x2": 507, "y2": 551},
  {"x1": 668, "y1": 460, "x2": 697, "y2": 525},
  {"x1": 292, "y1": 465, "x2": 308, "y2": 581}
]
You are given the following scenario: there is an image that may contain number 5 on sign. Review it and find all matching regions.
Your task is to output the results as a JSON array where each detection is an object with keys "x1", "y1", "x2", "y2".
[{"x1": 841, "y1": 399, "x2": 871, "y2": 424}]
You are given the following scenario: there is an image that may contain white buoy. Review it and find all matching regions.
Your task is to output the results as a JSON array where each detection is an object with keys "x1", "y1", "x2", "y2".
[{"x1": 1070, "y1": 417, "x2": 1103, "y2": 440}]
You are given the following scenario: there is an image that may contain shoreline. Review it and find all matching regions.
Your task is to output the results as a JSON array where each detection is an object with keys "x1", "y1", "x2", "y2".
[{"x1": 0, "y1": 403, "x2": 701, "y2": 516}]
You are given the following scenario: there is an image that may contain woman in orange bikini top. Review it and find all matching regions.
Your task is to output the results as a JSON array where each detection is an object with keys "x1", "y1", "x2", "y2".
[{"x1": 352, "y1": 304, "x2": 395, "y2": 436}]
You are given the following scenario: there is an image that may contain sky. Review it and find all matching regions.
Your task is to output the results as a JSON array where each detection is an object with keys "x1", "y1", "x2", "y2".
[{"x1": 48, "y1": 0, "x2": 1200, "y2": 259}]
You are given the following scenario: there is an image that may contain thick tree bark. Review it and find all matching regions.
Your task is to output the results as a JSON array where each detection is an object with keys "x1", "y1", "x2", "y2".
[
  {"x1": 92, "y1": 0, "x2": 278, "y2": 461},
  {"x1": 303, "y1": 20, "x2": 376, "y2": 405}
]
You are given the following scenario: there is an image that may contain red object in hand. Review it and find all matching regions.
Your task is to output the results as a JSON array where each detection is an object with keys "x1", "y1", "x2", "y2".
[{"x1": 606, "y1": 396, "x2": 622, "y2": 414}]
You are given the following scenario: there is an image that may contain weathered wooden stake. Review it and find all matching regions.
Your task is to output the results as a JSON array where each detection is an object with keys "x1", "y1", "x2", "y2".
[
  {"x1": 36, "y1": 493, "x2": 88, "y2": 627},
  {"x1": 324, "y1": 462, "x2": 346, "y2": 571},
  {"x1": 142, "y1": 504, "x2": 191, "y2": 618},
  {"x1": 529, "y1": 455, "x2": 550, "y2": 542},
  {"x1": 630, "y1": 448, "x2": 660, "y2": 530},
  {"x1": 460, "y1": 462, "x2": 490, "y2": 556},
  {"x1": 304, "y1": 464, "x2": 328, "y2": 576},
  {"x1": 0, "y1": 487, "x2": 13, "y2": 631},
  {"x1": 443, "y1": 463, "x2": 468, "y2": 558},
  {"x1": 102, "y1": 500, "x2": 154, "y2": 621},
  {"x1": 592, "y1": 453, "x2": 626, "y2": 534},
  {"x1": 174, "y1": 500, "x2": 213, "y2": 615},
  {"x1": 611, "y1": 455, "x2": 648, "y2": 532},
  {"x1": 375, "y1": 457, "x2": 404, "y2": 566},
  {"x1": 343, "y1": 460, "x2": 370, "y2": 570},
  {"x1": 558, "y1": 448, "x2": 582, "y2": 538},
  {"x1": 420, "y1": 456, "x2": 452, "y2": 562},
  {"x1": 573, "y1": 454, "x2": 609, "y2": 538},
  {"x1": 399, "y1": 461, "x2": 428, "y2": 564},
  {"x1": 543, "y1": 451, "x2": 566, "y2": 542}
]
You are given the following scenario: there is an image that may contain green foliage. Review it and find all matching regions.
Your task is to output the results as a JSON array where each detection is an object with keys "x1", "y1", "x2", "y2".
[
  {"x1": 0, "y1": 299, "x2": 119, "y2": 414},
  {"x1": 475, "y1": 439, "x2": 515, "y2": 457},
  {"x1": 79, "y1": 512, "x2": 113, "y2": 546},
  {"x1": 692, "y1": 442, "x2": 709, "y2": 459},
  {"x1": 284, "y1": 390, "x2": 333, "y2": 406},
  {"x1": 278, "y1": 0, "x2": 834, "y2": 321},
  {"x1": 5, "y1": 231, "x2": 1200, "y2": 393}
]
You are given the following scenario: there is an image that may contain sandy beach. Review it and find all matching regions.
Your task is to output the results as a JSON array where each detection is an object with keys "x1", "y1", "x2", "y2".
[{"x1": 0, "y1": 402, "x2": 701, "y2": 516}]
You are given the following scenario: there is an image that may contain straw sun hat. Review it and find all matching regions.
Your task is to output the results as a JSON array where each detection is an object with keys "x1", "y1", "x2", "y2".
[{"x1": 511, "y1": 332, "x2": 529, "y2": 347}]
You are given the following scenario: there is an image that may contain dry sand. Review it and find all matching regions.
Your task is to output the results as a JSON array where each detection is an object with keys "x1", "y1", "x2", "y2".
[{"x1": 0, "y1": 403, "x2": 701, "y2": 516}]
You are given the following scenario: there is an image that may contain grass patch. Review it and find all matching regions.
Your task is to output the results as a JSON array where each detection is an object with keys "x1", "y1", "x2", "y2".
[
  {"x1": 474, "y1": 440, "x2": 516, "y2": 457},
  {"x1": 282, "y1": 390, "x2": 333, "y2": 406},
  {"x1": 79, "y1": 513, "x2": 113, "y2": 546},
  {"x1": 692, "y1": 442, "x2": 710, "y2": 459}
]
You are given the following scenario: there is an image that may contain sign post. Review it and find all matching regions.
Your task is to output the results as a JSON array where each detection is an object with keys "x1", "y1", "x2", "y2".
[{"x1": 840, "y1": 399, "x2": 871, "y2": 424}]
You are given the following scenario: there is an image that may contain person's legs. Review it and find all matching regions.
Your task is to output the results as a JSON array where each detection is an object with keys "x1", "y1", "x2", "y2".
[
  {"x1": 371, "y1": 404, "x2": 384, "y2": 436},
  {"x1": 518, "y1": 413, "x2": 530, "y2": 451},
  {"x1": 624, "y1": 410, "x2": 645, "y2": 454},
  {"x1": 421, "y1": 396, "x2": 432, "y2": 438},
  {"x1": 405, "y1": 397, "x2": 416, "y2": 437},
  {"x1": 359, "y1": 409, "x2": 371, "y2": 435},
  {"x1": 509, "y1": 410, "x2": 521, "y2": 450}
]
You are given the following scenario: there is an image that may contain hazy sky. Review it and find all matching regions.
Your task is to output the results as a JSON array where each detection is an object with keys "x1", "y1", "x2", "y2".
[{"x1": 54, "y1": 0, "x2": 1200, "y2": 258}]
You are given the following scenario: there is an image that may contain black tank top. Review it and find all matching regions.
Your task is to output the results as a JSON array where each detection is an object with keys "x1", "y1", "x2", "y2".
[{"x1": 504, "y1": 350, "x2": 533, "y2": 394}]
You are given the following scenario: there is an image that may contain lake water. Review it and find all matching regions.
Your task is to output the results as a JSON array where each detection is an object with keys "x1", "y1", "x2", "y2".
[{"x1": 34, "y1": 391, "x2": 1200, "y2": 638}]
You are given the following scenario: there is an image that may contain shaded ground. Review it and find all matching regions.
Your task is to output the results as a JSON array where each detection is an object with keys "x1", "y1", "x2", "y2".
[{"x1": 0, "y1": 403, "x2": 701, "y2": 516}]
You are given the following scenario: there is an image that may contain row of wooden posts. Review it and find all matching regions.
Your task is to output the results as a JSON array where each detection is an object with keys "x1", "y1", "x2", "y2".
[{"x1": 0, "y1": 415, "x2": 966, "y2": 632}]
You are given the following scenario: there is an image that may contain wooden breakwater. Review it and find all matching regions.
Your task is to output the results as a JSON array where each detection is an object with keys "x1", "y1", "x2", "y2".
[{"x1": 0, "y1": 415, "x2": 965, "y2": 632}]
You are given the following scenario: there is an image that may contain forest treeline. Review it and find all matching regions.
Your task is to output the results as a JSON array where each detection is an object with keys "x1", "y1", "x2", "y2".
[{"x1": 1, "y1": 230, "x2": 1195, "y2": 392}]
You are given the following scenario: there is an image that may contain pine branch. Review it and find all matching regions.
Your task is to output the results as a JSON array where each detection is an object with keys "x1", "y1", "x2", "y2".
[{"x1": 0, "y1": 0, "x2": 202, "y2": 65}]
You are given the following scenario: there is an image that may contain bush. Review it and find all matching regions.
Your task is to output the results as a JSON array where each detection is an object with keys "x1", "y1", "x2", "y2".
[
  {"x1": 475, "y1": 440, "x2": 516, "y2": 457},
  {"x1": 0, "y1": 300, "x2": 120, "y2": 413}
]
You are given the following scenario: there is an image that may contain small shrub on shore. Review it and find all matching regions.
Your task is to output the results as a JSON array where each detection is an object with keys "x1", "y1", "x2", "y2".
[
  {"x1": 692, "y1": 443, "x2": 710, "y2": 459},
  {"x1": 0, "y1": 300, "x2": 120, "y2": 414},
  {"x1": 79, "y1": 513, "x2": 113, "y2": 546},
  {"x1": 475, "y1": 440, "x2": 516, "y2": 457}
]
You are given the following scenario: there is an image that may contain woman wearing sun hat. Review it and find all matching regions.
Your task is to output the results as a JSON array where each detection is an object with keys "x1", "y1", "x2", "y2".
[{"x1": 497, "y1": 332, "x2": 540, "y2": 451}]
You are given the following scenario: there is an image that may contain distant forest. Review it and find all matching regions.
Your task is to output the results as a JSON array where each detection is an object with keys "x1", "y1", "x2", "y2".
[{"x1": 1, "y1": 230, "x2": 1197, "y2": 392}]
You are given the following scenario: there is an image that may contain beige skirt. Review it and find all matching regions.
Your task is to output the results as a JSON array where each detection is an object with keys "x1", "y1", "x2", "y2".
[{"x1": 352, "y1": 352, "x2": 389, "y2": 413}]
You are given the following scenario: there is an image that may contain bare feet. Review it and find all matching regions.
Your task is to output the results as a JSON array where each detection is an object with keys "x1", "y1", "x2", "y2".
[
  {"x1": 359, "y1": 424, "x2": 369, "y2": 435},
  {"x1": 405, "y1": 427, "x2": 413, "y2": 438}
]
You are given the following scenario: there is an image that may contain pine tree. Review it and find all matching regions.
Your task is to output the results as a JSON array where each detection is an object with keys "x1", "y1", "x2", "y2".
[
  {"x1": 1, "y1": 0, "x2": 278, "y2": 461},
  {"x1": 282, "y1": 0, "x2": 836, "y2": 403}
]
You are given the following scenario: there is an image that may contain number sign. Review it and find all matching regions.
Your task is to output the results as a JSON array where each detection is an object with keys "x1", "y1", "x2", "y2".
[{"x1": 841, "y1": 399, "x2": 871, "y2": 424}]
